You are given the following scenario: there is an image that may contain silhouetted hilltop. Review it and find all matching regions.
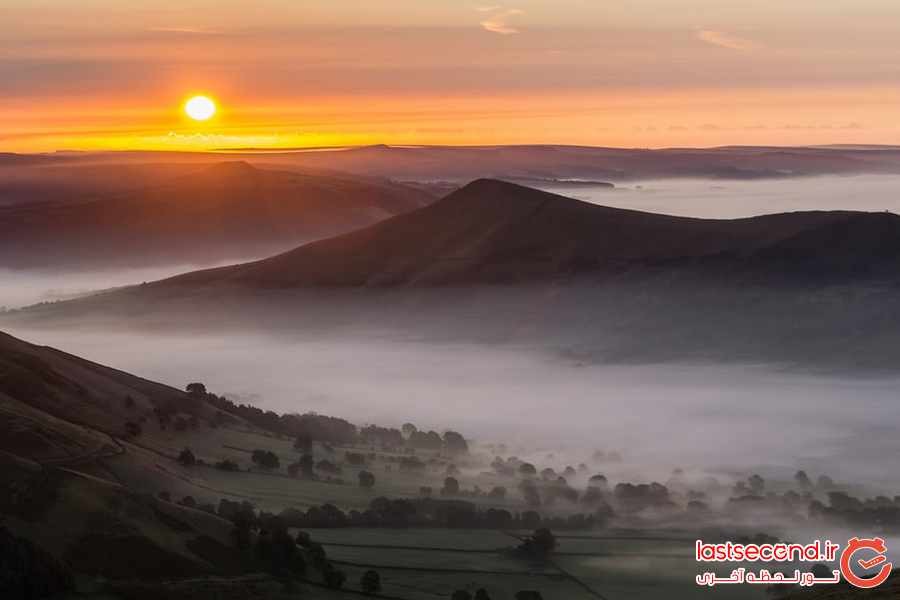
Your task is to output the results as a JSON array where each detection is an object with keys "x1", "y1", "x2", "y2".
[{"x1": 155, "y1": 179, "x2": 900, "y2": 288}]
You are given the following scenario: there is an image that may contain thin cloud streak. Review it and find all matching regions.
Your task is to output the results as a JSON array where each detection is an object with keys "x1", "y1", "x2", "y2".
[
  {"x1": 480, "y1": 8, "x2": 524, "y2": 35},
  {"x1": 697, "y1": 29, "x2": 758, "y2": 51}
]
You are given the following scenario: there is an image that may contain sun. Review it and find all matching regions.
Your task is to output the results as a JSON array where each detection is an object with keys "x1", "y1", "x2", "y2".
[{"x1": 184, "y1": 95, "x2": 217, "y2": 121}]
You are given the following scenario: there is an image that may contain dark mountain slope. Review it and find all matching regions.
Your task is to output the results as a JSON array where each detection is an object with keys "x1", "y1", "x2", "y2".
[
  {"x1": 155, "y1": 179, "x2": 900, "y2": 288},
  {"x1": 0, "y1": 330, "x2": 257, "y2": 586},
  {"x1": 0, "y1": 330, "x2": 212, "y2": 438},
  {"x1": 0, "y1": 161, "x2": 433, "y2": 268}
]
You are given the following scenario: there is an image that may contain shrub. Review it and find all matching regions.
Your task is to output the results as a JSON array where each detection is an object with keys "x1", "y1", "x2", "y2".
[
  {"x1": 251, "y1": 450, "x2": 280, "y2": 470},
  {"x1": 360, "y1": 569, "x2": 381, "y2": 595},
  {"x1": 178, "y1": 448, "x2": 196, "y2": 466}
]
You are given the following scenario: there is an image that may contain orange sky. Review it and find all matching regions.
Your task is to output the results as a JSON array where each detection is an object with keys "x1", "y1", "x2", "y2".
[{"x1": 5, "y1": 0, "x2": 900, "y2": 151}]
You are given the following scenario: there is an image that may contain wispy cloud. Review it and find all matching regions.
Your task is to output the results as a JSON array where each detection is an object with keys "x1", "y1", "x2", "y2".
[
  {"x1": 696, "y1": 29, "x2": 758, "y2": 51},
  {"x1": 147, "y1": 26, "x2": 219, "y2": 35},
  {"x1": 480, "y1": 8, "x2": 524, "y2": 35}
]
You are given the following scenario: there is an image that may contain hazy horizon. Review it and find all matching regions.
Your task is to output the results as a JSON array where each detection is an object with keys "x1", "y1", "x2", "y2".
[{"x1": 7, "y1": 0, "x2": 900, "y2": 152}]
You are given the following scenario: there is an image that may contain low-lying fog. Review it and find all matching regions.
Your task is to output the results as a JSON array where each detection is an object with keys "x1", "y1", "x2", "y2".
[
  {"x1": 537, "y1": 174, "x2": 900, "y2": 218},
  {"x1": 7, "y1": 325, "x2": 900, "y2": 494},
  {"x1": 5, "y1": 174, "x2": 900, "y2": 496},
  {"x1": 0, "y1": 262, "x2": 238, "y2": 310}
]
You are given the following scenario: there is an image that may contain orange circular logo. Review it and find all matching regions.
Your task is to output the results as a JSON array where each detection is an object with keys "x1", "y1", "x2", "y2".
[{"x1": 840, "y1": 537, "x2": 892, "y2": 589}]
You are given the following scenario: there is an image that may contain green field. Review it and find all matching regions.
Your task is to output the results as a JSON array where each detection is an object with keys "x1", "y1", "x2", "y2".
[{"x1": 288, "y1": 528, "x2": 779, "y2": 600}]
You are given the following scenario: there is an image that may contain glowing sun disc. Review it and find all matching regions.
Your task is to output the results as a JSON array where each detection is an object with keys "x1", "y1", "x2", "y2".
[{"x1": 184, "y1": 95, "x2": 216, "y2": 121}]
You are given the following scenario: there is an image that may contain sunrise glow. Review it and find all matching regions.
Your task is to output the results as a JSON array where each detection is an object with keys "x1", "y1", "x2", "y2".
[
  {"x1": 5, "y1": 1, "x2": 900, "y2": 152},
  {"x1": 184, "y1": 96, "x2": 217, "y2": 121}
]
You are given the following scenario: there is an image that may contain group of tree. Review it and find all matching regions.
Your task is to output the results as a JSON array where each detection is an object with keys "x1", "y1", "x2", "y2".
[
  {"x1": 251, "y1": 449, "x2": 280, "y2": 470},
  {"x1": 184, "y1": 383, "x2": 472, "y2": 459},
  {"x1": 359, "y1": 425, "x2": 405, "y2": 448},
  {"x1": 810, "y1": 491, "x2": 900, "y2": 531},
  {"x1": 403, "y1": 426, "x2": 469, "y2": 455},
  {"x1": 276, "y1": 497, "x2": 602, "y2": 531}
]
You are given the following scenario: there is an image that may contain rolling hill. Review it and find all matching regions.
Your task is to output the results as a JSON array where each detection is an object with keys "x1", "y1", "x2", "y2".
[
  {"x1": 0, "y1": 161, "x2": 433, "y2": 269},
  {"x1": 149, "y1": 178, "x2": 900, "y2": 288},
  {"x1": 11, "y1": 179, "x2": 900, "y2": 370}
]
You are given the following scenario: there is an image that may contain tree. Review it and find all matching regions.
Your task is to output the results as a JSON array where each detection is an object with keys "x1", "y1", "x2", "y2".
[
  {"x1": 441, "y1": 477, "x2": 460, "y2": 496},
  {"x1": 360, "y1": 570, "x2": 381, "y2": 595},
  {"x1": 402, "y1": 422, "x2": 418, "y2": 438},
  {"x1": 443, "y1": 431, "x2": 469, "y2": 454},
  {"x1": 185, "y1": 382, "x2": 207, "y2": 397},
  {"x1": 452, "y1": 591, "x2": 473, "y2": 600},
  {"x1": 795, "y1": 470, "x2": 812, "y2": 490},
  {"x1": 518, "y1": 463, "x2": 537, "y2": 477},
  {"x1": 358, "y1": 470, "x2": 376, "y2": 489},
  {"x1": 123, "y1": 395, "x2": 136, "y2": 409},
  {"x1": 446, "y1": 463, "x2": 460, "y2": 476},
  {"x1": 251, "y1": 449, "x2": 280, "y2": 470},
  {"x1": 588, "y1": 474, "x2": 607, "y2": 488},
  {"x1": 748, "y1": 474, "x2": 765, "y2": 494},
  {"x1": 124, "y1": 421, "x2": 142, "y2": 437},
  {"x1": 178, "y1": 448, "x2": 196, "y2": 466},
  {"x1": 475, "y1": 589, "x2": 492, "y2": 600},
  {"x1": 409, "y1": 430, "x2": 442, "y2": 451}
]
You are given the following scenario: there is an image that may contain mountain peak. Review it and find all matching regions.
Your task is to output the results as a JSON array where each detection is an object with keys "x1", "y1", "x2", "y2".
[{"x1": 455, "y1": 178, "x2": 527, "y2": 194}]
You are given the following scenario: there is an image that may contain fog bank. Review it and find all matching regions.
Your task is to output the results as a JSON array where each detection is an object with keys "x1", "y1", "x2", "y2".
[
  {"x1": 8, "y1": 325, "x2": 900, "y2": 492},
  {"x1": 538, "y1": 174, "x2": 900, "y2": 218}
]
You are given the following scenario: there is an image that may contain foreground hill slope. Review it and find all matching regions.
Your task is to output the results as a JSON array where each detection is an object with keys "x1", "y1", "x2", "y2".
[
  {"x1": 0, "y1": 331, "x2": 259, "y2": 591},
  {"x1": 0, "y1": 161, "x2": 433, "y2": 269},
  {"x1": 156, "y1": 178, "x2": 900, "y2": 287},
  {"x1": 0, "y1": 330, "x2": 206, "y2": 437}
]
